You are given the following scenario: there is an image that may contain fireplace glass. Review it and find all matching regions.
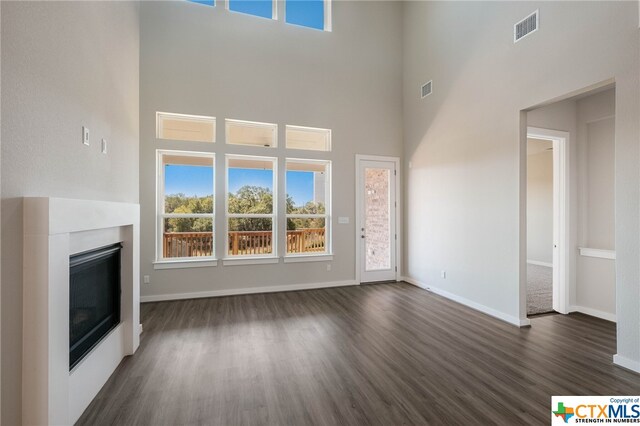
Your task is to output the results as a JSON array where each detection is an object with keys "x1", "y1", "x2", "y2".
[{"x1": 69, "y1": 243, "x2": 122, "y2": 370}]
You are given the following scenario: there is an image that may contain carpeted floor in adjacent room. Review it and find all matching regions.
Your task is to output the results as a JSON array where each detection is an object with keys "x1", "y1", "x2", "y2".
[{"x1": 527, "y1": 263, "x2": 553, "y2": 315}]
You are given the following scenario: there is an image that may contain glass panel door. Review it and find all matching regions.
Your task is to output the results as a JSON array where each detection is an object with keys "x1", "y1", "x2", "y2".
[{"x1": 358, "y1": 159, "x2": 397, "y2": 282}]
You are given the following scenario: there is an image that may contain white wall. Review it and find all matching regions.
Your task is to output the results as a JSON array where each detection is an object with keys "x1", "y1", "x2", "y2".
[
  {"x1": 139, "y1": 1, "x2": 403, "y2": 300},
  {"x1": 526, "y1": 141, "x2": 553, "y2": 265},
  {"x1": 0, "y1": 2, "x2": 140, "y2": 424},
  {"x1": 575, "y1": 89, "x2": 616, "y2": 319},
  {"x1": 403, "y1": 1, "x2": 639, "y2": 368}
]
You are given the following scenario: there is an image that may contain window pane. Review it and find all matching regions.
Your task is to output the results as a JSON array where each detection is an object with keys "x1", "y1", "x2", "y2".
[
  {"x1": 157, "y1": 112, "x2": 215, "y2": 143},
  {"x1": 226, "y1": 119, "x2": 277, "y2": 147},
  {"x1": 286, "y1": 218, "x2": 325, "y2": 253},
  {"x1": 286, "y1": 0, "x2": 324, "y2": 30},
  {"x1": 286, "y1": 125, "x2": 330, "y2": 151},
  {"x1": 286, "y1": 160, "x2": 327, "y2": 214},
  {"x1": 163, "y1": 218, "x2": 213, "y2": 258},
  {"x1": 228, "y1": 218, "x2": 273, "y2": 255},
  {"x1": 188, "y1": 0, "x2": 215, "y2": 6},
  {"x1": 229, "y1": 0, "x2": 273, "y2": 19},
  {"x1": 228, "y1": 157, "x2": 274, "y2": 214},
  {"x1": 163, "y1": 155, "x2": 214, "y2": 214},
  {"x1": 364, "y1": 168, "x2": 391, "y2": 271}
]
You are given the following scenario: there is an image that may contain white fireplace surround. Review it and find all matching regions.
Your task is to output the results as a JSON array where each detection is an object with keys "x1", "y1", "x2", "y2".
[{"x1": 23, "y1": 197, "x2": 140, "y2": 425}]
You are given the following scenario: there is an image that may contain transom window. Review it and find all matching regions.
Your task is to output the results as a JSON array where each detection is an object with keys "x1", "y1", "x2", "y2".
[
  {"x1": 226, "y1": 155, "x2": 277, "y2": 257},
  {"x1": 187, "y1": 0, "x2": 215, "y2": 6},
  {"x1": 286, "y1": 124, "x2": 331, "y2": 151},
  {"x1": 157, "y1": 112, "x2": 216, "y2": 143},
  {"x1": 286, "y1": 0, "x2": 329, "y2": 31},
  {"x1": 185, "y1": 0, "x2": 331, "y2": 31},
  {"x1": 226, "y1": 119, "x2": 277, "y2": 148},
  {"x1": 228, "y1": 0, "x2": 275, "y2": 20},
  {"x1": 157, "y1": 151, "x2": 215, "y2": 260}
]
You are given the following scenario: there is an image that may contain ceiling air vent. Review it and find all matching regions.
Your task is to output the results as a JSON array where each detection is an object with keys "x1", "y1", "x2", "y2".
[
  {"x1": 514, "y1": 10, "x2": 538, "y2": 43},
  {"x1": 421, "y1": 80, "x2": 433, "y2": 99}
]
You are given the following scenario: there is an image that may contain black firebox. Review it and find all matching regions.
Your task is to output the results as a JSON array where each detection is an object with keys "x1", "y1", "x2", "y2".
[{"x1": 69, "y1": 243, "x2": 122, "y2": 370}]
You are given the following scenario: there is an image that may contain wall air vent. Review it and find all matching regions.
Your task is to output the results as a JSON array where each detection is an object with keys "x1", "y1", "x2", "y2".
[
  {"x1": 514, "y1": 10, "x2": 538, "y2": 43},
  {"x1": 421, "y1": 80, "x2": 433, "y2": 99}
]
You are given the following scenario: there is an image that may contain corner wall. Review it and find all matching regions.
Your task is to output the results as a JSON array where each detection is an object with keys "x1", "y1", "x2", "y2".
[
  {"x1": 1, "y1": 2, "x2": 140, "y2": 424},
  {"x1": 139, "y1": 1, "x2": 403, "y2": 300},
  {"x1": 402, "y1": 1, "x2": 639, "y2": 368}
]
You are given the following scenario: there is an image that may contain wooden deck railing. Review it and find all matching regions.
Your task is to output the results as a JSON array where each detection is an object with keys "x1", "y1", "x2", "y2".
[
  {"x1": 163, "y1": 228, "x2": 325, "y2": 258},
  {"x1": 286, "y1": 228, "x2": 326, "y2": 253},
  {"x1": 228, "y1": 231, "x2": 273, "y2": 256},
  {"x1": 163, "y1": 232, "x2": 214, "y2": 258}
]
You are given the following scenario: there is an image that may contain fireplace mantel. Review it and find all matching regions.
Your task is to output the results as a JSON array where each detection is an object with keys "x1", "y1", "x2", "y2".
[{"x1": 23, "y1": 197, "x2": 140, "y2": 425}]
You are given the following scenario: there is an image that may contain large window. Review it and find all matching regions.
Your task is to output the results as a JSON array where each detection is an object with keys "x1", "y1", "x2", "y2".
[
  {"x1": 286, "y1": 0, "x2": 330, "y2": 31},
  {"x1": 228, "y1": 0, "x2": 275, "y2": 19},
  {"x1": 286, "y1": 159, "x2": 331, "y2": 255},
  {"x1": 226, "y1": 155, "x2": 277, "y2": 257},
  {"x1": 157, "y1": 151, "x2": 215, "y2": 260}
]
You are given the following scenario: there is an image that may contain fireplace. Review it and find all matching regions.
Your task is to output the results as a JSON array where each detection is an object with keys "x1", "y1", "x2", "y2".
[
  {"x1": 69, "y1": 243, "x2": 122, "y2": 370},
  {"x1": 23, "y1": 197, "x2": 139, "y2": 424}
]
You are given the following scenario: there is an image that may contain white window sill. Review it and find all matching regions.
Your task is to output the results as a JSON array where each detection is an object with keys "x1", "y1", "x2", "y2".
[
  {"x1": 222, "y1": 256, "x2": 280, "y2": 266},
  {"x1": 153, "y1": 258, "x2": 218, "y2": 270},
  {"x1": 283, "y1": 254, "x2": 334, "y2": 263}
]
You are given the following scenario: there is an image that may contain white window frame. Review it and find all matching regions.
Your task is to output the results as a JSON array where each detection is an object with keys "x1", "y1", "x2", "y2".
[
  {"x1": 225, "y1": 154, "x2": 278, "y2": 261},
  {"x1": 283, "y1": 0, "x2": 332, "y2": 32},
  {"x1": 225, "y1": 118, "x2": 278, "y2": 148},
  {"x1": 156, "y1": 112, "x2": 216, "y2": 143},
  {"x1": 285, "y1": 158, "x2": 332, "y2": 258},
  {"x1": 155, "y1": 150, "x2": 216, "y2": 264}
]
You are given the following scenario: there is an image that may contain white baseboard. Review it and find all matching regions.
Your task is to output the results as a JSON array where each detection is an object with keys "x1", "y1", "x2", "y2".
[
  {"x1": 613, "y1": 354, "x2": 640, "y2": 374},
  {"x1": 401, "y1": 276, "x2": 529, "y2": 327},
  {"x1": 569, "y1": 305, "x2": 616, "y2": 323},
  {"x1": 140, "y1": 280, "x2": 358, "y2": 303},
  {"x1": 526, "y1": 260, "x2": 553, "y2": 268}
]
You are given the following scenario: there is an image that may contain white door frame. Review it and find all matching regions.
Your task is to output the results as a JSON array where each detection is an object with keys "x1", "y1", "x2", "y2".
[
  {"x1": 355, "y1": 154, "x2": 401, "y2": 284},
  {"x1": 526, "y1": 127, "x2": 570, "y2": 314}
]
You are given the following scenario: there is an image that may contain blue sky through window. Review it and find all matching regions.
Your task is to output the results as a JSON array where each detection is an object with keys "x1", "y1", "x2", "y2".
[
  {"x1": 165, "y1": 165, "x2": 214, "y2": 197},
  {"x1": 228, "y1": 168, "x2": 273, "y2": 193},
  {"x1": 286, "y1": 0, "x2": 324, "y2": 30},
  {"x1": 287, "y1": 171, "x2": 314, "y2": 206},
  {"x1": 188, "y1": 0, "x2": 215, "y2": 7},
  {"x1": 165, "y1": 166, "x2": 315, "y2": 205},
  {"x1": 229, "y1": 0, "x2": 273, "y2": 19}
]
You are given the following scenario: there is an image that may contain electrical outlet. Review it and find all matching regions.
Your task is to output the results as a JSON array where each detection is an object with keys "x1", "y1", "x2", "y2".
[
  {"x1": 326, "y1": 264, "x2": 331, "y2": 271},
  {"x1": 440, "y1": 270, "x2": 446, "y2": 279},
  {"x1": 82, "y1": 126, "x2": 90, "y2": 146},
  {"x1": 143, "y1": 275, "x2": 150, "y2": 284},
  {"x1": 101, "y1": 138, "x2": 107, "y2": 154}
]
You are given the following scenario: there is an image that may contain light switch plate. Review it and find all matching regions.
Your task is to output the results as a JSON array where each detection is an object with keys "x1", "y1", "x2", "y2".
[
  {"x1": 338, "y1": 217, "x2": 349, "y2": 224},
  {"x1": 82, "y1": 126, "x2": 90, "y2": 146}
]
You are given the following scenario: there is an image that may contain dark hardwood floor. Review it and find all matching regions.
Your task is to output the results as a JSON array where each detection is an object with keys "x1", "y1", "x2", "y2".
[{"x1": 77, "y1": 282, "x2": 640, "y2": 425}]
